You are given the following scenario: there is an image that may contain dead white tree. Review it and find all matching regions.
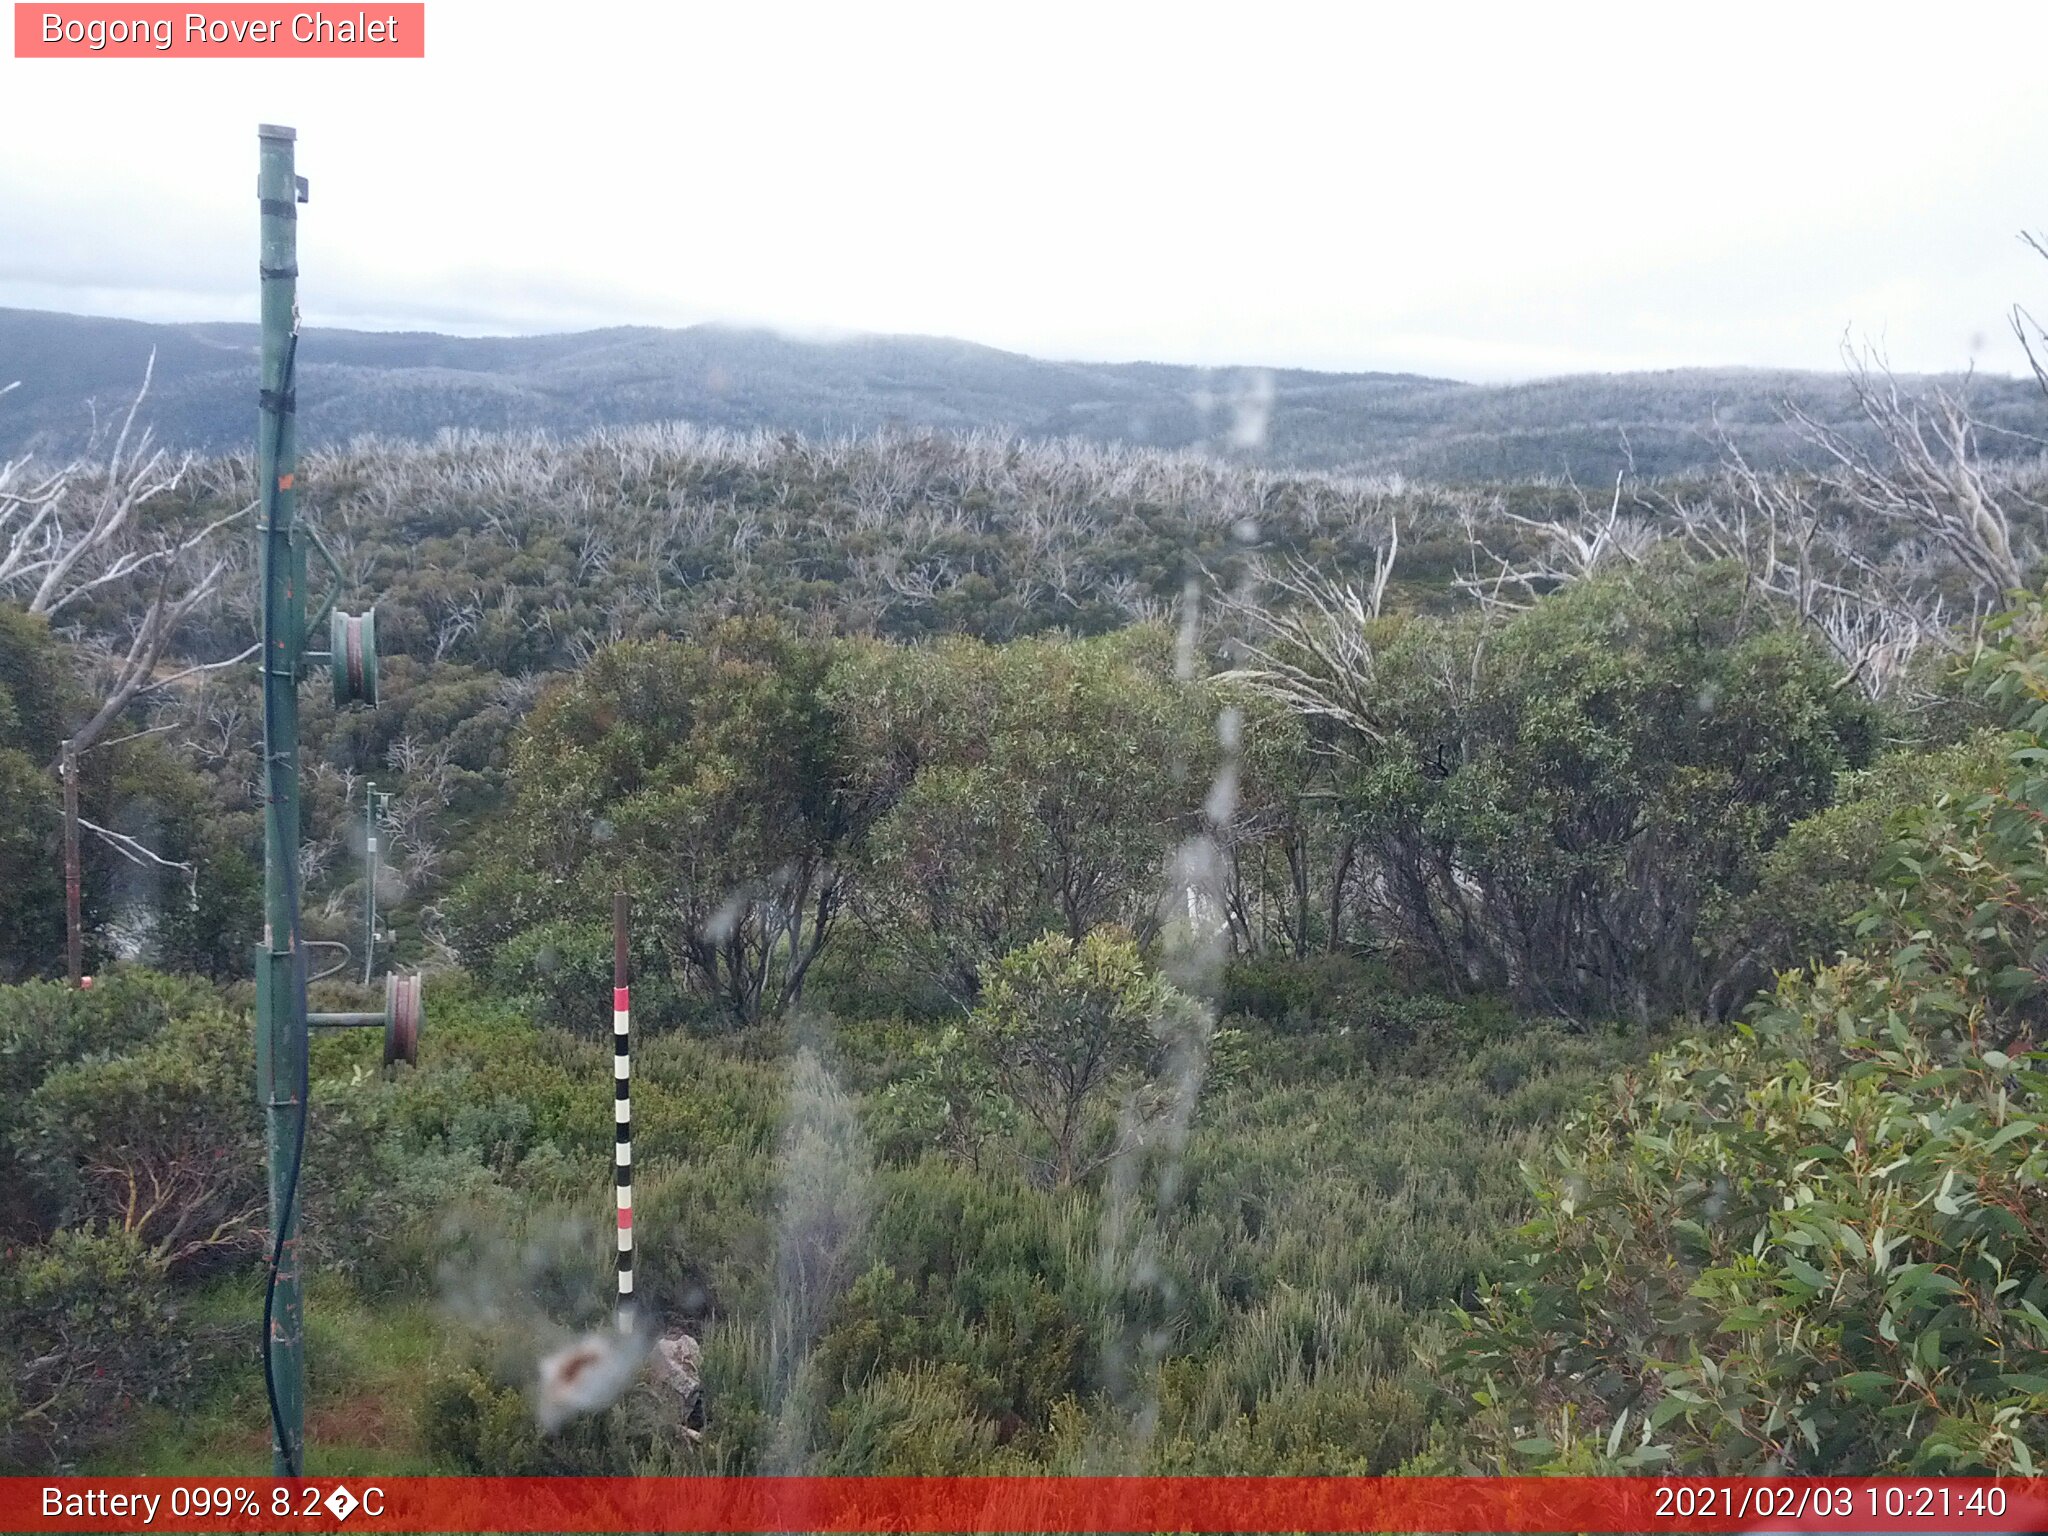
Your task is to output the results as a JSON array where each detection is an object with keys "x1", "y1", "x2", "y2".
[
  {"x1": 2010, "y1": 230, "x2": 2048, "y2": 406},
  {"x1": 1787, "y1": 345, "x2": 2027, "y2": 602},
  {"x1": 1441, "y1": 368, "x2": 2017, "y2": 704},
  {"x1": 1667, "y1": 327, "x2": 2046, "y2": 702},
  {"x1": 431, "y1": 588, "x2": 485, "y2": 662},
  {"x1": 0, "y1": 386, "x2": 74, "y2": 588},
  {"x1": 882, "y1": 556, "x2": 957, "y2": 607},
  {"x1": 2, "y1": 361, "x2": 253, "y2": 977},
  {"x1": 1452, "y1": 471, "x2": 1658, "y2": 611},
  {"x1": 1215, "y1": 519, "x2": 1401, "y2": 744},
  {"x1": 3, "y1": 358, "x2": 256, "y2": 756},
  {"x1": 6, "y1": 357, "x2": 236, "y2": 617},
  {"x1": 1656, "y1": 441, "x2": 1962, "y2": 701}
]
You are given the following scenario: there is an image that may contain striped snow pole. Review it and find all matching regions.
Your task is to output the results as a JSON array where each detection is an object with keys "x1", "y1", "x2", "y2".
[{"x1": 612, "y1": 892, "x2": 635, "y2": 1328}]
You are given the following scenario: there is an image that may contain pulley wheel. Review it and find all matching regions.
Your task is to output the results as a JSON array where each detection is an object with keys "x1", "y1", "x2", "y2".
[
  {"x1": 384, "y1": 971, "x2": 421, "y2": 1066},
  {"x1": 330, "y1": 607, "x2": 379, "y2": 707}
]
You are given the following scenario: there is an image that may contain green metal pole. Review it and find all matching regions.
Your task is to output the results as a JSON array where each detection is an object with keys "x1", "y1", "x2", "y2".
[
  {"x1": 255, "y1": 121, "x2": 307, "y2": 1478},
  {"x1": 362, "y1": 780, "x2": 377, "y2": 986}
]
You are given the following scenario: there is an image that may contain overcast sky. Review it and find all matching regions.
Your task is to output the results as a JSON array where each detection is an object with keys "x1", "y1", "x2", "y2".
[{"x1": 2, "y1": 1, "x2": 2045, "y2": 381}]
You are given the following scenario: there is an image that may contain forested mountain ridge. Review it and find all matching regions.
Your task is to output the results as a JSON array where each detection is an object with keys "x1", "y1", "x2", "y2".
[{"x1": 5, "y1": 304, "x2": 2043, "y2": 481}]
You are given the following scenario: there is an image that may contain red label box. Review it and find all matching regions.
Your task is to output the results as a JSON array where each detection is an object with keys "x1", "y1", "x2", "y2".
[{"x1": 13, "y1": 3, "x2": 425, "y2": 56}]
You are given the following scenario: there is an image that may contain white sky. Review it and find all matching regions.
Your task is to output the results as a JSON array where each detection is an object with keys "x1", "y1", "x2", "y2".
[{"x1": 2, "y1": 0, "x2": 2045, "y2": 380}]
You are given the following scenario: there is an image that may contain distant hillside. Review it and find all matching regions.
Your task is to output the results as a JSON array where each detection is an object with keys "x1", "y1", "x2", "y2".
[{"x1": 1, "y1": 306, "x2": 2040, "y2": 481}]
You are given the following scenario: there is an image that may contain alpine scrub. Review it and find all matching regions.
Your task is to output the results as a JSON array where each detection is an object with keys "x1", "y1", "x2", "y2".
[{"x1": 1438, "y1": 596, "x2": 2048, "y2": 1475}]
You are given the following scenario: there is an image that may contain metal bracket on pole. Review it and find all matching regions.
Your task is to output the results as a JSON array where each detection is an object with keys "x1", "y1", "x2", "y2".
[
  {"x1": 304, "y1": 519, "x2": 347, "y2": 636},
  {"x1": 309, "y1": 972, "x2": 422, "y2": 1066}
]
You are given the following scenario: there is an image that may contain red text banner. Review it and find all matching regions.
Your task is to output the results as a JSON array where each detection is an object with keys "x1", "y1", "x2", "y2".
[{"x1": 6, "y1": 1477, "x2": 2048, "y2": 1533}]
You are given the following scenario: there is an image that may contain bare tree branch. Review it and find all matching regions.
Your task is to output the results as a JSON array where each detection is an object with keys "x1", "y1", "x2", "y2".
[
  {"x1": 1783, "y1": 341, "x2": 2026, "y2": 601},
  {"x1": 76, "y1": 815, "x2": 199, "y2": 909}
]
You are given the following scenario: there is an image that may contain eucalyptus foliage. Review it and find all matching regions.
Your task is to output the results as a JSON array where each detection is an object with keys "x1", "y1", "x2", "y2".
[{"x1": 1440, "y1": 594, "x2": 2048, "y2": 1474}]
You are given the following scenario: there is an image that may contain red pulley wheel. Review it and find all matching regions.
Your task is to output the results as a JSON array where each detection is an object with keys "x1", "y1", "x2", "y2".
[
  {"x1": 384, "y1": 971, "x2": 421, "y2": 1066},
  {"x1": 330, "y1": 608, "x2": 379, "y2": 707}
]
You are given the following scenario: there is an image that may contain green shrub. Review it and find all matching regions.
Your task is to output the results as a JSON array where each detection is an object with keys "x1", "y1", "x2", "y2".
[
  {"x1": 1703, "y1": 732, "x2": 2009, "y2": 1002},
  {"x1": 9, "y1": 975, "x2": 261, "y2": 1272},
  {"x1": 489, "y1": 919, "x2": 701, "y2": 1039},
  {"x1": 814, "y1": 1161, "x2": 1096, "y2": 1435},
  {"x1": 867, "y1": 1023, "x2": 1017, "y2": 1169},
  {"x1": 821, "y1": 1364, "x2": 1004, "y2": 1473},
  {"x1": 833, "y1": 629, "x2": 1217, "y2": 1002},
  {"x1": 1220, "y1": 956, "x2": 1543, "y2": 1082},
  {"x1": 0, "y1": 1228, "x2": 192, "y2": 1470},
  {"x1": 420, "y1": 1343, "x2": 726, "y2": 1476},
  {"x1": 962, "y1": 928, "x2": 1205, "y2": 1187},
  {"x1": 489, "y1": 919, "x2": 616, "y2": 1036},
  {"x1": 451, "y1": 623, "x2": 874, "y2": 1028},
  {"x1": 0, "y1": 969, "x2": 223, "y2": 1110},
  {"x1": 1438, "y1": 595, "x2": 2048, "y2": 1474},
  {"x1": 1220, "y1": 953, "x2": 1389, "y2": 1030},
  {"x1": 1154, "y1": 1363, "x2": 1434, "y2": 1474},
  {"x1": 422, "y1": 1359, "x2": 614, "y2": 1474},
  {"x1": 1439, "y1": 977, "x2": 2048, "y2": 1473},
  {"x1": 629, "y1": 1145, "x2": 776, "y2": 1324},
  {"x1": 1, "y1": 971, "x2": 227, "y2": 1239},
  {"x1": 419, "y1": 1364, "x2": 571, "y2": 1474}
]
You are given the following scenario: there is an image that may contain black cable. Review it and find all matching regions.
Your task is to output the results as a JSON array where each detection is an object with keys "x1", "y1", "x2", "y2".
[{"x1": 259, "y1": 327, "x2": 308, "y2": 1478}]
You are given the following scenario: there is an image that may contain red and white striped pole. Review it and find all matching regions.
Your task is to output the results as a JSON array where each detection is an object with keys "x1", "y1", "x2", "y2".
[{"x1": 612, "y1": 891, "x2": 635, "y2": 1329}]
